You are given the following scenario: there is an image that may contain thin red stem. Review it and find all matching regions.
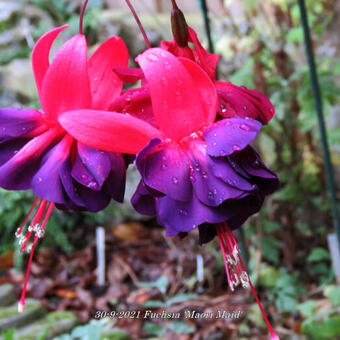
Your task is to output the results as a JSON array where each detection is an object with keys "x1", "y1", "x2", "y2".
[
  {"x1": 17, "y1": 197, "x2": 39, "y2": 235},
  {"x1": 124, "y1": 0, "x2": 151, "y2": 49},
  {"x1": 79, "y1": 0, "x2": 89, "y2": 35},
  {"x1": 18, "y1": 235, "x2": 38, "y2": 312}
]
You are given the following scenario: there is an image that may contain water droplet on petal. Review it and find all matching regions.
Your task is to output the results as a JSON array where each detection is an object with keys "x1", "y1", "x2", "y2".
[
  {"x1": 38, "y1": 177, "x2": 42, "y2": 182},
  {"x1": 178, "y1": 208, "x2": 188, "y2": 216},
  {"x1": 161, "y1": 76, "x2": 168, "y2": 85},
  {"x1": 148, "y1": 53, "x2": 158, "y2": 61},
  {"x1": 226, "y1": 121, "x2": 231, "y2": 126},
  {"x1": 161, "y1": 164, "x2": 168, "y2": 170},
  {"x1": 212, "y1": 142, "x2": 217, "y2": 147},
  {"x1": 208, "y1": 191, "x2": 214, "y2": 199},
  {"x1": 190, "y1": 175, "x2": 196, "y2": 183},
  {"x1": 172, "y1": 177, "x2": 179, "y2": 184},
  {"x1": 233, "y1": 145, "x2": 241, "y2": 151},
  {"x1": 164, "y1": 61, "x2": 172, "y2": 69},
  {"x1": 240, "y1": 124, "x2": 250, "y2": 131},
  {"x1": 243, "y1": 105, "x2": 247, "y2": 110}
]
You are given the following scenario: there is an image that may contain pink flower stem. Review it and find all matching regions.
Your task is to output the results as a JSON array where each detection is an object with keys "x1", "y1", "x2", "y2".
[
  {"x1": 79, "y1": 0, "x2": 89, "y2": 35},
  {"x1": 124, "y1": 0, "x2": 151, "y2": 49}
]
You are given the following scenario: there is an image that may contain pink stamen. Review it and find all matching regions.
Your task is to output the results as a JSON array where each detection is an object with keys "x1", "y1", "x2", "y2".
[
  {"x1": 79, "y1": 0, "x2": 89, "y2": 35},
  {"x1": 16, "y1": 199, "x2": 55, "y2": 313},
  {"x1": 124, "y1": 0, "x2": 151, "y2": 49},
  {"x1": 217, "y1": 223, "x2": 280, "y2": 340}
]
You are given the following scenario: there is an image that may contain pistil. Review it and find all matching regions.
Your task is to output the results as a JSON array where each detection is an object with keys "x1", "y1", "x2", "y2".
[
  {"x1": 15, "y1": 199, "x2": 54, "y2": 312},
  {"x1": 217, "y1": 222, "x2": 280, "y2": 340}
]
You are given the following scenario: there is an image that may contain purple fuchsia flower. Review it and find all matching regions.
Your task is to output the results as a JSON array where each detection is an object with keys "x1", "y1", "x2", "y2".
[
  {"x1": 61, "y1": 46, "x2": 279, "y2": 338},
  {"x1": 0, "y1": 19, "x2": 134, "y2": 311}
]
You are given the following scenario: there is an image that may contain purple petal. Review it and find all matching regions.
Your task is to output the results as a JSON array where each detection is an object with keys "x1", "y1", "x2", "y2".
[
  {"x1": 131, "y1": 180, "x2": 157, "y2": 216},
  {"x1": 209, "y1": 156, "x2": 254, "y2": 191},
  {"x1": 230, "y1": 146, "x2": 279, "y2": 195},
  {"x1": 157, "y1": 194, "x2": 232, "y2": 235},
  {"x1": 73, "y1": 182, "x2": 110, "y2": 212},
  {"x1": 0, "y1": 107, "x2": 43, "y2": 141},
  {"x1": 59, "y1": 156, "x2": 87, "y2": 208},
  {"x1": 136, "y1": 139, "x2": 192, "y2": 202},
  {"x1": 203, "y1": 117, "x2": 262, "y2": 157},
  {"x1": 0, "y1": 138, "x2": 29, "y2": 167},
  {"x1": 103, "y1": 152, "x2": 126, "y2": 203},
  {"x1": 187, "y1": 140, "x2": 249, "y2": 206},
  {"x1": 71, "y1": 143, "x2": 111, "y2": 191},
  {"x1": 31, "y1": 135, "x2": 73, "y2": 204}
]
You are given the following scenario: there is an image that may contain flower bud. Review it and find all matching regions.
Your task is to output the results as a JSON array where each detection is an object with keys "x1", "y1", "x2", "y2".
[{"x1": 171, "y1": 1, "x2": 189, "y2": 48}]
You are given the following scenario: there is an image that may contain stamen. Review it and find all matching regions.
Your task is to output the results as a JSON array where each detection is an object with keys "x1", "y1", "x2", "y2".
[
  {"x1": 217, "y1": 223, "x2": 280, "y2": 340},
  {"x1": 17, "y1": 199, "x2": 54, "y2": 313},
  {"x1": 124, "y1": 0, "x2": 151, "y2": 49},
  {"x1": 79, "y1": 0, "x2": 89, "y2": 35}
]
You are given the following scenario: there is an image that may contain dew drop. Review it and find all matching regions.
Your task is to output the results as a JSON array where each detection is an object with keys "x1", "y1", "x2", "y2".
[
  {"x1": 243, "y1": 105, "x2": 247, "y2": 110},
  {"x1": 172, "y1": 176, "x2": 179, "y2": 184},
  {"x1": 148, "y1": 53, "x2": 158, "y2": 61},
  {"x1": 212, "y1": 142, "x2": 217, "y2": 147},
  {"x1": 226, "y1": 121, "x2": 231, "y2": 126},
  {"x1": 87, "y1": 181, "x2": 98, "y2": 189},
  {"x1": 161, "y1": 77, "x2": 168, "y2": 86},
  {"x1": 164, "y1": 61, "x2": 172, "y2": 69},
  {"x1": 190, "y1": 175, "x2": 196, "y2": 183},
  {"x1": 208, "y1": 191, "x2": 214, "y2": 199},
  {"x1": 240, "y1": 124, "x2": 250, "y2": 131},
  {"x1": 233, "y1": 145, "x2": 241, "y2": 151},
  {"x1": 161, "y1": 164, "x2": 168, "y2": 170},
  {"x1": 38, "y1": 177, "x2": 42, "y2": 182},
  {"x1": 176, "y1": 91, "x2": 180, "y2": 96},
  {"x1": 178, "y1": 208, "x2": 188, "y2": 216}
]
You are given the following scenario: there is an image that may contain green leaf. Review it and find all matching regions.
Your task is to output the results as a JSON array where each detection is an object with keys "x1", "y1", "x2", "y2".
[
  {"x1": 258, "y1": 265, "x2": 280, "y2": 288},
  {"x1": 3, "y1": 329, "x2": 15, "y2": 340},
  {"x1": 166, "y1": 294, "x2": 197, "y2": 307},
  {"x1": 297, "y1": 300, "x2": 318, "y2": 318},
  {"x1": 142, "y1": 300, "x2": 167, "y2": 308},
  {"x1": 168, "y1": 321, "x2": 195, "y2": 334},
  {"x1": 302, "y1": 316, "x2": 340, "y2": 340},
  {"x1": 307, "y1": 248, "x2": 330, "y2": 262},
  {"x1": 261, "y1": 236, "x2": 279, "y2": 264},
  {"x1": 324, "y1": 285, "x2": 340, "y2": 307},
  {"x1": 144, "y1": 322, "x2": 166, "y2": 336},
  {"x1": 137, "y1": 276, "x2": 169, "y2": 295}
]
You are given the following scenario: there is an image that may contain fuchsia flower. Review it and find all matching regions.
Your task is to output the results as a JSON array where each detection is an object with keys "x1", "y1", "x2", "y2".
[
  {"x1": 0, "y1": 24, "x2": 133, "y2": 311},
  {"x1": 61, "y1": 46, "x2": 279, "y2": 339}
]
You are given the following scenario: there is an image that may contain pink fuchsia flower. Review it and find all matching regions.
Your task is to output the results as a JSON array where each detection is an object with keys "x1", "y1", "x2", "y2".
[
  {"x1": 0, "y1": 25, "x2": 131, "y2": 311},
  {"x1": 61, "y1": 47, "x2": 279, "y2": 339}
]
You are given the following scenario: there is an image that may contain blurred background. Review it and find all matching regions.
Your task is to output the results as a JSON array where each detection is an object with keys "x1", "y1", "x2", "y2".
[{"x1": 1, "y1": 0, "x2": 340, "y2": 339}]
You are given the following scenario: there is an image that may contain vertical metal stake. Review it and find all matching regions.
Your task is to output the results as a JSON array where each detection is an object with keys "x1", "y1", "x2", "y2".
[{"x1": 298, "y1": 0, "x2": 340, "y2": 249}]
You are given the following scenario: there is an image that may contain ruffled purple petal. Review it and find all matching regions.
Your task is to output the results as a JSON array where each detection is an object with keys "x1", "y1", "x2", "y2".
[
  {"x1": 103, "y1": 152, "x2": 126, "y2": 203},
  {"x1": 187, "y1": 140, "x2": 249, "y2": 206},
  {"x1": 31, "y1": 135, "x2": 73, "y2": 204},
  {"x1": 0, "y1": 107, "x2": 43, "y2": 141},
  {"x1": 136, "y1": 139, "x2": 192, "y2": 202},
  {"x1": 131, "y1": 181, "x2": 157, "y2": 216},
  {"x1": 71, "y1": 143, "x2": 111, "y2": 191},
  {"x1": 203, "y1": 117, "x2": 262, "y2": 157},
  {"x1": 230, "y1": 146, "x2": 279, "y2": 195},
  {"x1": 0, "y1": 139, "x2": 30, "y2": 167},
  {"x1": 157, "y1": 194, "x2": 236, "y2": 236}
]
